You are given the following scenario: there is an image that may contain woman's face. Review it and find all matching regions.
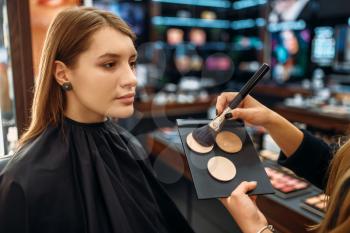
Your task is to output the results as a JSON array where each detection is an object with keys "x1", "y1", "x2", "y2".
[{"x1": 65, "y1": 27, "x2": 137, "y2": 122}]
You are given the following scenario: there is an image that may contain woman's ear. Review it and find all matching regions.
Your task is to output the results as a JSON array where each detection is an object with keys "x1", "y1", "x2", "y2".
[{"x1": 53, "y1": 60, "x2": 70, "y2": 86}]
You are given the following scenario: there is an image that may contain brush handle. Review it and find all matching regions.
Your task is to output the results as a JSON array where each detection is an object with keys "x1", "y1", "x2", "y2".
[{"x1": 228, "y1": 63, "x2": 270, "y2": 109}]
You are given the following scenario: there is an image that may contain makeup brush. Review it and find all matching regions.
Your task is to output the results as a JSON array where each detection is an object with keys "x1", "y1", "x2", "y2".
[{"x1": 192, "y1": 63, "x2": 270, "y2": 147}]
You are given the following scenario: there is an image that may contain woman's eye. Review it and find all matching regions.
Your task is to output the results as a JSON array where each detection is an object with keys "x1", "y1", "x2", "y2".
[
  {"x1": 130, "y1": 61, "x2": 137, "y2": 70},
  {"x1": 103, "y1": 62, "x2": 115, "y2": 69}
]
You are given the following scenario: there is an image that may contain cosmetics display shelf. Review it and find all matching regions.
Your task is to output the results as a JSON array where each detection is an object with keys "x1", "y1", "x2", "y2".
[
  {"x1": 273, "y1": 104, "x2": 350, "y2": 133},
  {"x1": 134, "y1": 95, "x2": 216, "y2": 118},
  {"x1": 146, "y1": 128, "x2": 323, "y2": 233},
  {"x1": 251, "y1": 83, "x2": 350, "y2": 133},
  {"x1": 134, "y1": 83, "x2": 313, "y2": 119},
  {"x1": 252, "y1": 83, "x2": 312, "y2": 98},
  {"x1": 148, "y1": 0, "x2": 267, "y2": 86},
  {"x1": 152, "y1": 0, "x2": 232, "y2": 9}
]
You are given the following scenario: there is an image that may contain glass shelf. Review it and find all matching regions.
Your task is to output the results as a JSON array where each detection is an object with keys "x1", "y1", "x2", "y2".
[{"x1": 152, "y1": 0, "x2": 231, "y2": 9}]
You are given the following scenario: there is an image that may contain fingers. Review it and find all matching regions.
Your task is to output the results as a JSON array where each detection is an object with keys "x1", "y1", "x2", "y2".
[
  {"x1": 225, "y1": 108, "x2": 245, "y2": 120},
  {"x1": 225, "y1": 109, "x2": 239, "y2": 120},
  {"x1": 225, "y1": 108, "x2": 253, "y2": 121},
  {"x1": 220, "y1": 181, "x2": 257, "y2": 208},
  {"x1": 232, "y1": 181, "x2": 257, "y2": 195},
  {"x1": 216, "y1": 92, "x2": 237, "y2": 115}
]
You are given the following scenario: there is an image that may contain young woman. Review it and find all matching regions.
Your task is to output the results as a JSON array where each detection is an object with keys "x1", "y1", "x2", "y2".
[
  {"x1": 217, "y1": 92, "x2": 350, "y2": 233},
  {"x1": 0, "y1": 7, "x2": 194, "y2": 233}
]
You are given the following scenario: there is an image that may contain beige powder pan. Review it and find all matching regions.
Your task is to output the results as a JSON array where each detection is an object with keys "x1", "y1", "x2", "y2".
[
  {"x1": 215, "y1": 131, "x2": 242, "y2": 153},
  {"x1": 207, "y1": 156, "x2": 236, "y2": 182},
  {"x1": 186, "y1": 132, "x2": 214, "y2": 154}
]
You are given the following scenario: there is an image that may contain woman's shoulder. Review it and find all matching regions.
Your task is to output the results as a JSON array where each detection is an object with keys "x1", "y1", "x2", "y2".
[
  {"x1": 0, "y1": 151, "x2": 35, "y2": 195},
  {"x1": 1, "y1": 125, "x2": 69, "y2": 184}
]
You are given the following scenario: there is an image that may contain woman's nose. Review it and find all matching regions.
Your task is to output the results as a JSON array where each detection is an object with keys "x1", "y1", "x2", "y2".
[{"x1": 122, "y1": 65, "x2": 138, "y2": 89}]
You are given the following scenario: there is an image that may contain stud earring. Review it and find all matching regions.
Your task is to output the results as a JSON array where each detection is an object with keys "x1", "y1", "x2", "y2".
[{"x1": 62, "y1": 82, "x2": 73, "y2": 91}]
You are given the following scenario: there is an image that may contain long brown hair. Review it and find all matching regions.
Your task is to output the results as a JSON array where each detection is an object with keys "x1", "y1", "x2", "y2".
[
  {"x1": 18, "y1": 7, "x2": 135, "y2": 148},
  {"x1": 317, "y1": 140, "x2": 350, "y2": 232}
]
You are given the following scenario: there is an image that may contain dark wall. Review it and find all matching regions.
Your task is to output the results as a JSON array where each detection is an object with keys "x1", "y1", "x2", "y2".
[{"x1": 319, "y1": 0, "x2": 350, "y2": 18}]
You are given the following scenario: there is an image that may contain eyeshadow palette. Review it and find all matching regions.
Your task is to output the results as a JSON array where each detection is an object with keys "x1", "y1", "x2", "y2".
[
  {"x1": 264, "y1": 167, "x2": 311, "y2": 199},
  {"x1": 177, "y1": 119, "x2": 274, "y2": 199},
  {"x1": 300, "y1": 193, "x2": 328, "y2": 217}
]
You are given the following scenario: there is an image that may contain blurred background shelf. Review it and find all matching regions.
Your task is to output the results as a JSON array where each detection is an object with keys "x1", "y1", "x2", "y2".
[
  {"x1": 273, "y1": 104, "x2": 350, "y2": 133},
  {"x1": 134, "y1": 95, "x2": 216, "y2": 118}
]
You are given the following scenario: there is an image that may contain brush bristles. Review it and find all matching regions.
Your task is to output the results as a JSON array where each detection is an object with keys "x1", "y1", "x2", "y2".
[{"x1": 192, "y1": 125, "x2": 217, "y2": 147}]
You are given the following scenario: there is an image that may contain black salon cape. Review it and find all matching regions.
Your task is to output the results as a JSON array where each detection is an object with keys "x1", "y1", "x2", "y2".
[{"x1": 0, "y1": 118, "x2": 194, "y2": 233}]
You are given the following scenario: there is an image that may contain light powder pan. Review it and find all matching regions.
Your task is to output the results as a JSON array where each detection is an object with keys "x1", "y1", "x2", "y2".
[
  {"x1": 186, "y1": 132, "x2": 214, "y2": 154},
  {"x1": 215, "y1": 131, "x2": 242, "y2": 153},
  {"x1": 207, "y1": 156, "x2": 236, "y2": 182}
]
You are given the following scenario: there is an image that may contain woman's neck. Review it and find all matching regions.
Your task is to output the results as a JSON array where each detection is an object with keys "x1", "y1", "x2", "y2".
[{"x1": 64, "y1": 95, "x2": 107, "y2": 123}]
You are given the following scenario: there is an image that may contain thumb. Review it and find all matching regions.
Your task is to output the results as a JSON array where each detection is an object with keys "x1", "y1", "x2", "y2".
[{"x1": 233, "y1": 181, "x2": 258, "y2": 195}]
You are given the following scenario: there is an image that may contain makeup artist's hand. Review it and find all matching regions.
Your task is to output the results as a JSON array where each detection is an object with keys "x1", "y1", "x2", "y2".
[
  {"x1": 217, "y1": 92, "x2": 304, "y2": 158},
  {"x1": 220, "y1": 181, "x2": 269, "y2": 233},
  {"x1": 216, "y1": 92, "x2": 276, "y2": 128}
]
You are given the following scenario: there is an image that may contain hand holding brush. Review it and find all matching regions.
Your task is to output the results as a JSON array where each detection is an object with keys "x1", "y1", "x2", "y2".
[{"x1": 191, "y1": 63, "x2": 270, "y2": 147}]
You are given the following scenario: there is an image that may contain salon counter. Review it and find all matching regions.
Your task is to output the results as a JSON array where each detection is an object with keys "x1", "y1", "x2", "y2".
[
  {"x1": 146, "y1": 129, "x2": 323, "y2": 233},
  {"x1": 273, "y1": 104, "x2": 350, "y2": 133},
  {"x1": 252, "y1": 83, "x2": 312, "y2": 98}
]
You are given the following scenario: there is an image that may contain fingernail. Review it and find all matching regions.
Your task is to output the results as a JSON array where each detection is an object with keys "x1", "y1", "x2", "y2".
[
  {"x1": 224, "y1": 113, "x2": 232, "y2": 119},
  {"x1": 250, "y1": 181, "x2": 257, "y2": 185}
]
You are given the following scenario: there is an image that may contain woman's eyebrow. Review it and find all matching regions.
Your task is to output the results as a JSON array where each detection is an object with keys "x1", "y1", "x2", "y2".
[
  {"x1": 97, "y1": 53, "x2": 120, "y2": 59},
  {"x1": 98, "y1": 52, "x2": 138, "y2": 60}
]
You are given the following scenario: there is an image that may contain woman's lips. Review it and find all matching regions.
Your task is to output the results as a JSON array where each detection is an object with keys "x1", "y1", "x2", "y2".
[{"x1": 116, "y1": 94, "x2": 135, "y2": 105}]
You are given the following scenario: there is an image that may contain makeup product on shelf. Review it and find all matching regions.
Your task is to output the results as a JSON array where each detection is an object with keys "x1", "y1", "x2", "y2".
[
  {"x1": 167, "y1": 28, "x2": 184, "y2": 46},
  {"x1": 190, "y1": 55, "x2": 203, "y2": 71},
  {"x1": 207, "y1": 156, "x2": 236, "y2": 182},
  {"x1": 301, "y1": 193, "x2": 328, "y2": 217},
  {"x1": 191, "y1": 63, "x2": 270, "y2": 147},
  {"x1": 189, "y1": 28, "x2": 206, "y2": 46},
  {"x1": 205, "y1": 55, "x2": 232, "y2": 71},
  {"x1": 177, "y1": 119, "x2": 274, "y2": 199},
  {"x1": 201, "y1": 10, "x2": 216, "y2": 20},
  {"x1": 215, "y1": 131, "x2": 242, "y2": 154},
  {"x1": 265, "y1": 167, "x2": 310, "y2": 198}
]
